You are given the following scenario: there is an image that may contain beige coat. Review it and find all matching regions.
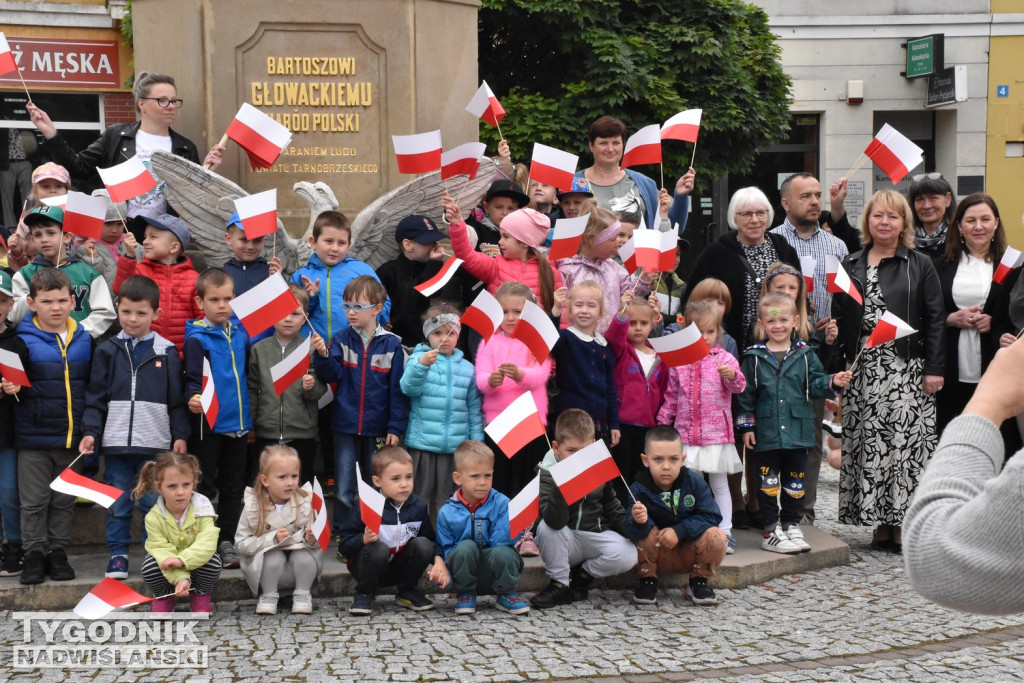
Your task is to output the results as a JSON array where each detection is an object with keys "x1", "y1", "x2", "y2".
[{"x1": 234, "y1": 482, "x2": 325, "y2": 596}]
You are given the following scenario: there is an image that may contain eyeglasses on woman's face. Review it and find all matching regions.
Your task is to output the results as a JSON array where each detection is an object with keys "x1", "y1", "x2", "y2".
[{"x1": 139, "y1": 97, "x2": 184, "y2": 109}]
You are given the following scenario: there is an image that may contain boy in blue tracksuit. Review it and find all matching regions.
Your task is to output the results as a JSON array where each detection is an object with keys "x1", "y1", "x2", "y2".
[
  {"x1": 3, "y1": 268, "x2": 92, "y2": 585},
  {"x1": 183, "y1": 267, "x2": 251, "y2": 568},
  {"x1": 80, "y1": 275, "x2": 190, "y2": 580},
  {"x1": 311, "y1": 275, "x2": 407, "y2": 537},
  {"x1": 435, "y1": 440, "x2": 529, "y2": 615}
]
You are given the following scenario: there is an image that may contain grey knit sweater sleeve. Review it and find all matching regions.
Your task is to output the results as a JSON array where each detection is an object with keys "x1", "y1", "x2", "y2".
[{"x1": 904, "y1": 414, "x2": 1024, "y2": 614}]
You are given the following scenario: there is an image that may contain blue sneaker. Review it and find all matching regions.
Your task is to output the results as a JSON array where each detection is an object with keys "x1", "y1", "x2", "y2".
[
  {"x1": 455, "y1": 593, "x2": 476, "y2": 614},
  {"x1": 105, "y1": 555, "x2": 129, "y2": 580},
  {"x1": 725, "y1": 532, "x2": 736, "y2": 555},
  {"x1": 495, "y1": 592, "x2": 530, "y2": 615}
]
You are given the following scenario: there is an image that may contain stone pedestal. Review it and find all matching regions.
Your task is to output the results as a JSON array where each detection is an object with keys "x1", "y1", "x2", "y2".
[{"x1": 132, "y1": 0, "x2": 481, "y2": 234}]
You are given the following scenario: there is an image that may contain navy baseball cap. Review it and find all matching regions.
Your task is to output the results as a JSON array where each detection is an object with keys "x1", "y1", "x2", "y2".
[{"x1": 395, "y1": 215, "x2": 444, "y2": 244}]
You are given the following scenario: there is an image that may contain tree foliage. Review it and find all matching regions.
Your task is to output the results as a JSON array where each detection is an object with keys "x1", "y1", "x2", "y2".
[{"x1": 478, "y1": 0, "x2": 792, "y2": 185}]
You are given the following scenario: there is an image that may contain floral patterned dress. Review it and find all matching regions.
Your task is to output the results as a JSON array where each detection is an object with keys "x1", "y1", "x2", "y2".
[{"x1": 839, "y1": 265, "x2": 937, "y2": 526}]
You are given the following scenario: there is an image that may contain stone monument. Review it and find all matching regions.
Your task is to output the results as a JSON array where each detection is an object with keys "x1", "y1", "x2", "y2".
[{"x1": 132, "y1": 0, "x2": 481, "y2": 234}]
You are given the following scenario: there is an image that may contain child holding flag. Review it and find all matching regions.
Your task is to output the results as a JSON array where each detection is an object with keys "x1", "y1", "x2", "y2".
[{"x1": 435, "y1": 440, "x2": 530, "y2": 615}]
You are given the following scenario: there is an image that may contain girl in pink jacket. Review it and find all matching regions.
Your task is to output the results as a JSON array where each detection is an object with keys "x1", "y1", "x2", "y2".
[{"x1": 657, "y1": 300, "x2": 746, "y2": 551}]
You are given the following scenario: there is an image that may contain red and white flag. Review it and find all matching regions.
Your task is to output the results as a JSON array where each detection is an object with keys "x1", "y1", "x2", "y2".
[
  {"x1": 40, "y1": 194, "x2": 68, "y2": 208},
  {"x1": 659, "y1": 230, "x2": 677, "y2": 273},
  {"x1": 631, "y1": 229, "x2": 663, "y2": 272},
  {"x1": 549, "y1": 439, "x2": 620, "y2": 505},
  {"x1": 393, "y1": 131, "x2": 442, "y2": 174},
  {"x1": 51, "y1": 468, "x2": 123, "y2": 509},
  {"x1": 465, "y1": 81, "x2": 506, "y2": 128},
  {"x1": 620, "y1": 124, "x2": 662, "y2": 169},
  {"x1": 441, "y1": 141, "x2": 486, "y2": 180},
  {"x1": 271, "y1": 337, "x2": 311, "y2": 396},
  {"x1": 530, "y1": 143, "x2": 578, "y2": 191},
  {"x1": 414, "y1": 257, "x2": 463, "y2": 297},
  {"x1": 548, "y1": 214, "x2": 589, "y2": 261},
  {"x1": 661, "y1": 109, "x2": 702, "y2": 143},
  {"x1": 226, "y1": 103, "x2": 292, "y2": 170},
  {"x1": 62, "y1": 191, "x2": 108, "y2": 240},
  {"x1": 648, "y1": 322, "x2": 710, "y2": 367},
  {"x1": 865, "y1": 310, "x2": 917, "y2": 348},
  {"x1": 200, "y1": 356, "x2": 218, "y2": 429},
  {"x1": 310, "y1": 476, "x2": 330, "y2": 553},
  {"x1": 994, "y1": 246, "x2": 1024, "y2": 285},
  {"x1": 233, "y1": 188, "x2": 278, "y2": 240},
  {"x1": 509, "y1": 475, "x2": 540, "y2": 540},
  {"x1": 512, "y1": 299, "x2": 559, "y2": 363},
  {"x1": 0, "y1": 33, "x2": 19, "y2": 76},
  {"x1": 231, "y1": 273, "x2": 299, "y2": 337},
  {"x1": 864, "y1": 123, "x2": 924, "y2": 184},
  {"x1": 461, "y1": 289, "x2": 504, "y2": 342},
  {"x1": 485, "y1": 392, "x2": 547, "y2": 459},
  {"x1": 97, "y1": 156, "x2": 157, "y2": 204},
  {"x1": 619, "y1": 238, "x2": 637, "y2": 273},
  {"x1": 318, "y1": 381, "x2": 337, "y2": 410},
  {"x1": 356, "y1": 463, "x2": 386, "y2": 535},
  {"x1": 824, "y1": 254, "x2": 863, "y2": 305},
  {"x1": 74, "y1": 578, "x2": 154, "y2": 619},
  {"x1": 800, "y1": 255, "x2": 817, "y2": 293},
  {"x1": 0, "y1": 347, "x2": 30, "y2": 387}
]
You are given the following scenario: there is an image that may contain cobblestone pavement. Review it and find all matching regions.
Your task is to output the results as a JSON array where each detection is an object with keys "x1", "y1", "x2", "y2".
[{"x1": 4, "y1": 459, "x2": 1024, "y2": 681}]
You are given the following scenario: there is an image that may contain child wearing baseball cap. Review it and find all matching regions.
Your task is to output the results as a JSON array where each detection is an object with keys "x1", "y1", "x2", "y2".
[{"x1": 6, "y1": 162, "x2": 72, "y2": 270}]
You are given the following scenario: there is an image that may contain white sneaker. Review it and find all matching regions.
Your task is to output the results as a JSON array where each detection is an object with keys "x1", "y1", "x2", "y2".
[
  {"x1": 761, "y1": 527, "x2": 802, "y2": 554},
  {"x1": 256, "y1": 593, "x2": 278, "y2": 615},
  {"x1": 784, "y1": 524, "x2": 811, "y2": 552},
  {"x1": 291, "y1": 590, "x2": 313, "y2": 614}
]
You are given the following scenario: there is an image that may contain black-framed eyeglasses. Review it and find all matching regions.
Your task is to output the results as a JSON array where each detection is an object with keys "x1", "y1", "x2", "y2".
[
  {"x1": 139, "y1": 97, "x2": 184, "y2": 109},
  {"x1": 912, "y1": 172, "x2": 943, "y2": 182}
]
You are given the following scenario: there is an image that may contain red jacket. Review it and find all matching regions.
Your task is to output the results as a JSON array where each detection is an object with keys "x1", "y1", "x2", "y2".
[{"x1": 114, "y1": 256, "x2": 202, "y2": 351}]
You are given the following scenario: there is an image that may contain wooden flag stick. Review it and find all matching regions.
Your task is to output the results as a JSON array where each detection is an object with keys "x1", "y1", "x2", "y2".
[
  {"x1": 1016, "y1": 324, "x2": 1024, "y2": 339},
  {"x1": 848, "y1": 344, "x2": 869, "y2": 374},
  {"x1": 15, "y1": 67, "x2": 31, "y2": 102},
  {"x1": 619, "y1": 267, "x2": 645, "y2": 315},
  {"x1": 660, "y1": 162, "x2": 664, "y2": 192},
  {"x1": 619, "y1": 473, "x2": 638, "y2": 504},
  {"x1": 689, "y1": 140, "x2": 698, "y2": 170},
  {"x1": 844, "y1": 153, "x2": 869, "y2": 179},
  {"x1": 110, "y1": 199, "x2": 130, "y2": 234},
  {"x1": 204, "y1": 133, "x2": 229, "y2": 169}
]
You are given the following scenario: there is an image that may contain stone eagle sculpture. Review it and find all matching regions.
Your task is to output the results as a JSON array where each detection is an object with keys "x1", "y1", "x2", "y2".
[{"x1": 150, "y1": 150, "x2": 501, "y2": 271}]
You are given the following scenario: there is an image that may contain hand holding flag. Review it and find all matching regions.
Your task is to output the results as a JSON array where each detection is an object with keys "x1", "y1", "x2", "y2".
[{"x1": 270, "y1": 337, "x2": 312, "y2": 396}]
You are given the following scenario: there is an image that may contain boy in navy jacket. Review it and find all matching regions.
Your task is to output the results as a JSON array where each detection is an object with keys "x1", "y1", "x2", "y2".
[
  {"x1": 623, "y1": 425, "x2": 727, "y2": 607},
  {"x1": 80, "y1": 275, "x2": 190, "y2": 580}
]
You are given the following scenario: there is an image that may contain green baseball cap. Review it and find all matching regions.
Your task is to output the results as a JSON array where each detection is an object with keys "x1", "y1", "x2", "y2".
[
  {"x1": 0, "y1": 270, "x2": 13, "y2": 297},
  {"x1": 23, "y1": 204, "x2": 65, "y2": 228}
]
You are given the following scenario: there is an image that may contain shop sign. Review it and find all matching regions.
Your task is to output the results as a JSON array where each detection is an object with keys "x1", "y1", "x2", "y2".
[{"x1": 0, "y1": 37, "x2": 120, "y2": 90}]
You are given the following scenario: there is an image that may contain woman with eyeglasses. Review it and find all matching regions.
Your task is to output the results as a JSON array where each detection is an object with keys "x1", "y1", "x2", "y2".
[
  {"x1": 907, "y1": 172, "x2": 957, "y2": 259},
  {"x1": 931, "y1": 193, "x2": 1022, "y2": 456},
  {"x1": 25, "y1": 72, "x2": 224, "y2": 219}
]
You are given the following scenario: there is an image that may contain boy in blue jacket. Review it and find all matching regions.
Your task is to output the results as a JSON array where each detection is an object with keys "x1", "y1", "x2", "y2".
[
  {"x1": 183, "y1": 267, "x2": 251, "y2": 569},
  {"x1": 624, "y1": 425, "x2": 727, "y2": 607},
  {"x1": 435, "y1": 440, "x2": 529, "y2": 615},
  {"x1": 311, "y1": 276, "x2": 407, "y2": 537},
  {"x1": 80, "y1": 275, "x2": 190, "y2": 580}
]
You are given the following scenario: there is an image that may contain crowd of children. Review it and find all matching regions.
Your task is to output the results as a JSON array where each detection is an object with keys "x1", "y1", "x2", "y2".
[{"x1": 0, "y1": 160, "x2": 855, "y2": 618}]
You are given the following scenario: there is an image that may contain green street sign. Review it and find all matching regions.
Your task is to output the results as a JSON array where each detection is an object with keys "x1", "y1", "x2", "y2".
[{"x1": 905, "y1": 34, "x2": 944, "y2": 79}]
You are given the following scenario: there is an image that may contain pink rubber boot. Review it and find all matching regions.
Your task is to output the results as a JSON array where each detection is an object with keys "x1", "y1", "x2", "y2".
[
  {"x1": 150, "y1": 596, "x2": 175, "y2": 613},
  {"x1": 190, "y1": 593, "x2": 213, "y2": 613}
]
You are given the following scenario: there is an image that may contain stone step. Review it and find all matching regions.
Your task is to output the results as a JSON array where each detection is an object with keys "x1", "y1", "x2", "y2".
[{"x1": 0, "y1": 526, "x2": 848, "y2": 610}]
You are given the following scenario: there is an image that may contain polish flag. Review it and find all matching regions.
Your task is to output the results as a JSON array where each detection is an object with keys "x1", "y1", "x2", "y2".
[
  {"x1": 62, "y1": 191, "x2": 108, "y2": 240},
  {"x1": 632, "y1": 229, "x2": 663, "y2": 272},
  {"x1": 0, "y1": 347, "x2": 30, "y2": 387},
  {"x1": 356, "y1": 463, "x2": 386, "y2": 535},
  {"x1": 485, "y1": 392, "x2": 547, "y2": 459},
  {"x1": 511, "y1": 299, "x2": 559, "y2": 363},
  {"x1": 461, "y1": 289, "x2": 504, "y2": 342},
  {"x1": 648, "y1": 322, "x2": 710, "y2": 367},
  {"x1": 226, "y1": 103, "x2": 292, "y2": 170},
  {"x1": 0, "y1": 33, "x2": 18, "y2": 76},
  {"x1": 508, "y1": 475, "x2": 540, "y2": 540},
  {"x1": 414, "y1": 257, "x2": 463, "y2": 297},
  {"x1": 233, "y1": 188, "x2": 278, "y2": 240},
  {"x1": 800, "y1": 255, "x2": 817, "y2": 293},
  {"x1": 994, "y1": 246, "x2": 1024, "y2": 285},
  {"x1": 310, "y1": 476, "x2": 330, "y2": 552},
  {"x1": 200, "y1": 357, "x2": 218, "y2": 429},
  {"x1": 318, "y1": 381, "x2": 337, "y2": 410},
  {"x1": 50, "y1": 468, "x2": 123, "y2": 509},
  {"x1": 230, "y1": 273, "x2": 299, "y2": 337},
  {"x1": 271, "y1": 337, "x2": 311, "y2": 396},
  {"x1": 74, "y1": 578, "x2": 154, "y2": 619},
  {"x1": 530, "y1": 143, "x2": 578, "y2": 191},
  {"x1": 392, "y1": 131, "x2": 442, "y2": 174},
  {"x1": 441, "y1": 142, "x2": 486, "y2": 180},
  {"x1": 465, "y1": 81, "x2": 506, "y2": 128},
  {"x1": 661, "y1": 109, "x2": 702, "y2": 143},
  {"x1": 40, "y1": 194, "x2": 68, "y2": 208},
  {"x1": 865, "y1": 310, "x2": 917, "y2": 348},
  {"x1": 659, "y1": 230, "x2": 677, "y2": 273},
  {"x1": 548, "y1": 214, "x2": 589, "y2": 261},
  {"x1": 619, "y1": 238, "x2": 637, "y2": 273},
  {"x1": 824, "y1": 255, "x2": 863, "y2": 305},
  {"x1": 97, "y1": 156, "x2": 157, "y2": 204},
  {"x1": 864, "y1": 124, "x2": 924, "y2": 184},
  {"x1": 620, "y1": 124, "x2": 662, "y2": 169},
  {"x1": 549, "y1": 440, "x2": 621, "y2": 505}
]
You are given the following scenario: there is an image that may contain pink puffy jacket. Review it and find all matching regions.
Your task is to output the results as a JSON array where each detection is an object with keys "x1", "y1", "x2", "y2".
[
  {"x1": 474, "y1": 332, "x2": 552, "y2": 424},
  {"x1": 657, "y1": 345, "x2": 746, "y2": 446}
]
